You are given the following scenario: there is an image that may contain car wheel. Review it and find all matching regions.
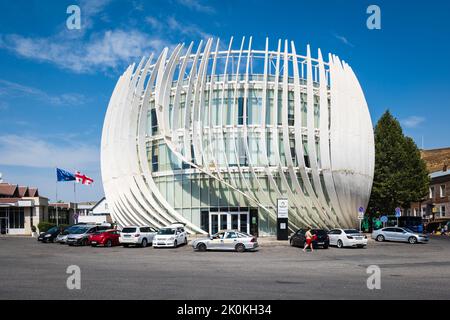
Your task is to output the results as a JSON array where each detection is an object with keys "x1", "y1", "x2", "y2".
[
  {"x1": 323, "y1": 244, "x2": 329, "y2": 249},
  {"x1": 376, "y1": 235, "x2": 385, "y2": 242},
  {"x1": 122, "y1": 244, "x2": 129, "y2": 248},
  {"x1": 91, "y1": 244, "x2": 97, "y2": 247},
  {"x1": 197, "y1": 243, "x2": 207, "y2": 252},
  {"x1": 337, "y1": 240, "x2": 344, "y2": 248},
  {"x1": 235, "y1": 243, "x2": 245, "y2": 253},
  {"x1": 173, "y1": 240, "x2": 178, "y2": 248},
  {"x1": 141, "y1": 238, "x2": 148, "y2": 248},
  {"x1": 105, "y1": 240, "x2": 112, "y2": 247},
  {"x1": 408, "y1": 236, "x2": 418, "y2": 244},
  {"x1": 81, "y1": 239, "x2": 88, "y2": 246}
]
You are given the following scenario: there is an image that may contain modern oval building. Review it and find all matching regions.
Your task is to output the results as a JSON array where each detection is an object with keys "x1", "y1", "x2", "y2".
[{"x1": 101, "y1": 37, "x2": 375, "y2": 236}]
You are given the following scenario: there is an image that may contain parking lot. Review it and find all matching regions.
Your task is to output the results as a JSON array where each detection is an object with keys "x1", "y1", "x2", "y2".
[{"x1": 1, "y1": 235, "x2": 450, "y2": 299}]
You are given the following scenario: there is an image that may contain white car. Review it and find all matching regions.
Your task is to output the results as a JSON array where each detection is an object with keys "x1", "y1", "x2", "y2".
[
  {"x1": 119, "y1": 226, "x2": 158, "y2": 247},
  {"x1": 153, "y1": 224, "x2": 188, "y2": 248},
  {"x1": 328, "y1": 228, "x2": 368, "y2": 248}
]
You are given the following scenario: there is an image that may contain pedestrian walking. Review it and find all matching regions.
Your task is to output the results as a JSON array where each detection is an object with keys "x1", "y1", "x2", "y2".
[{"x1": 303, "y1": 229, "x2": 314, "y2": 252}]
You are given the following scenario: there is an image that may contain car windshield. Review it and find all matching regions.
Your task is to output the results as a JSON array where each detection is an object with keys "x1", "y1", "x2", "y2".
[
  {"x1": 47, "y1": 227, "x2": 58, "y2": 233},
  {"x1": 70, "y1": 227, "x2": 90, "y2": 234},
  {"x1": 62, "y1": 226, "x2": 78, "y2": 234},
  {"x1": 238, "y1": 232, "x2": 251, "y2": 238},
  {"x1": 158, "y1": 228, "x2": 176, "y2": 235},
  {"x1": 121, "y1": 227, "x2": 137, "y2": 233},
  {"x1": 344, "y1": 229, "x2": 360, "y2": 234}
]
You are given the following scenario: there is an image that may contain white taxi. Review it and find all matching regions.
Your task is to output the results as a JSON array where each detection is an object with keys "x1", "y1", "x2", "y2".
[{"x1": 152, "y1": 224, "x2": 188, "y2": 248}]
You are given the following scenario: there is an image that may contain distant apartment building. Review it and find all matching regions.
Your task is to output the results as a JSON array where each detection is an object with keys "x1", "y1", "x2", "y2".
[{"x1": 410, "y1": 168, "x2": 449, "y2": 222}]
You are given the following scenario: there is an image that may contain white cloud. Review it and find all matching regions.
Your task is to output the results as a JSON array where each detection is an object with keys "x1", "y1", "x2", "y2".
[
  {"x1": 0, "y1": 79, "x2": 86, "y2": 106},
  {"x1": 146, "y1": 16, "x2": 213, "y2": 41},
  {"x1": 334, "y1": 34, "x2": 354, "y2": 47},
  {"x1": 176, "y1": 0, "x2": 215, "y2": 14},
  {"x1": 0, "y1": 29, "x2": 171, "y2": 74},
  {"x1": 0, "y1": 134, "x2": 99, "y2": 170},
  {"x1": 145, "y1": 16, "x2": 164, "y2": 30},
  {"x1": 401, "y1": 116, "x2": 425, "y2": 128}
]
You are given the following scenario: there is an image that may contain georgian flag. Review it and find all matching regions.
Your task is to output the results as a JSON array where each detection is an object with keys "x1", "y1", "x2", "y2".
[{"x1": 75, "y1": 171, "x2": 94, "y2": 185}]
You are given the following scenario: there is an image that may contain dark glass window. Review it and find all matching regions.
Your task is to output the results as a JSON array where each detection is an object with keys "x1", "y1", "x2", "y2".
[
  {"x1": 200, "y1": 211, "x2": 209, "y2": 232},
  {"x1": 8, "y1": 208, "x2": 24, "y2": 229},
  {"x1": 151, "y1": 108, "x2": 158, "y2": 135},
  {"x1": 151, "y1": 142, "x2": 159, "y2": 172},
  {"x1": 238, "y1": 97, "x2": 245, "y2": 125},
  {"x1": 304, "y1": 155, "x2": 310, "y2": 168}
]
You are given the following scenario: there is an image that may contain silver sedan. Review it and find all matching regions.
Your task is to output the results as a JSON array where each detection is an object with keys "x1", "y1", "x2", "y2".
[
  {"x1": 192, "y1": 230, "x2": 259, "y2": 252},
  {"x1": 372, "y1": 227, "x2": 429, "y2": 244}
]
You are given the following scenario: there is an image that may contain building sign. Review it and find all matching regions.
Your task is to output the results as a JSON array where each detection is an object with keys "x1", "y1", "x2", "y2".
[
  {"x1": 277, "y1": 199, "x2": 288, "y2": 218},
  {"x1": 18, "y1": 200, "x2": 33, "y2": 207}
]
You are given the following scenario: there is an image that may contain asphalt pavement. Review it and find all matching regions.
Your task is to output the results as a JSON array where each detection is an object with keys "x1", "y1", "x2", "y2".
[{"x1": 0, "y1": 235, "x2": 449, "y2": 299}]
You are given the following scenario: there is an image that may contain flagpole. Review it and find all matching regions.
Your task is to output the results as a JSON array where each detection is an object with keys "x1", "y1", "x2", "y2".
[
  {"x1": 74, "y1": 181, "x2": 77, "y2": 223},
  {"x1": 55, "y1": 167, "x2": 59, "y2": 227}
]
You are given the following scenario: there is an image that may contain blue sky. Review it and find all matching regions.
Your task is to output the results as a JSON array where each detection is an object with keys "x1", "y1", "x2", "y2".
[{"x1": 0, "y1": 0, "x2": 449, "y2": 202}]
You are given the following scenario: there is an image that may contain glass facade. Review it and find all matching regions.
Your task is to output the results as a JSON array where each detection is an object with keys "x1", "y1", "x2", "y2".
[
  {"x1": 144, "y1": 84, "x2": 326, "y2": 235},
  {"x1": 101, "y1": 39, "x2": 375, "y2": 236}
]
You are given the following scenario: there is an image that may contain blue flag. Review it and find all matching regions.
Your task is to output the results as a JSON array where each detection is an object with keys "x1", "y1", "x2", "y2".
[{"x1": 56, "y1": 168, "x2": 76, "y2": 182}]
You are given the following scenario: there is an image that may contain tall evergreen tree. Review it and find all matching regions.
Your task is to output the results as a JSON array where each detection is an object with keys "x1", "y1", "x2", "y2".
[
  {"x1": 368, "y1": 111, "x2": 429, "y2": 219},
  {"x1": 401, "y1": 137, "x2": 430, "y2": 209}
]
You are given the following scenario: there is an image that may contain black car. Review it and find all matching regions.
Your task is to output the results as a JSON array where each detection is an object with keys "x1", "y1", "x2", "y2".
[
  {"x1": 37, "y1": 226, "x2": 63, "y2": 243},
  {"x1": 289, "y1": 229, "x2": 329, "y2": 249}
]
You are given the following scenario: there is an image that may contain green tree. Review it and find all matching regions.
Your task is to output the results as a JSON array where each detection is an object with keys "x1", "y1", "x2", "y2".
[
  {"x1": 368, "y1": 111, "x2": 429, "y2": 219},
  {"x1": 401, "y1": 137, "x2": 430, "y2": 208}
]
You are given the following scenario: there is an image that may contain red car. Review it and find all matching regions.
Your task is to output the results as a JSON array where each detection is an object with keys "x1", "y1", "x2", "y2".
[{"x1": 89, "y1": 229, "x2": 120, "y2": 247}]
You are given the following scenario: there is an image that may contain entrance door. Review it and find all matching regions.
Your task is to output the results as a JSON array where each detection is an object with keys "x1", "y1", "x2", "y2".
[
  {"x1": 0, "y1": 218, "x2": 7, "y2": 235},
  {"x1": 209, "y1": 212, "x2": 249, "y2": 234},
  {"x1": 211, "y1": 214, "x2": 219, "y2": 234}
]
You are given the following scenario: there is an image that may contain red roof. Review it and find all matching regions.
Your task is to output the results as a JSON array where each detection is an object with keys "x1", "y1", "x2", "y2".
[
  {"x1": 0, "y1": 198, "x2": 19, "y2": 204},
  {"x1": 28, "y1": 188, "x2": 39, "y2": 197},
  {"x1": 0, "y1": 183, "x2": 18, "y2": 197},
  {"x1": 18, "y1": 186, "x2": 29, "y2": 197},
  {"x1": 0, "y1": 182, "x2": 39, "y2": 198}
]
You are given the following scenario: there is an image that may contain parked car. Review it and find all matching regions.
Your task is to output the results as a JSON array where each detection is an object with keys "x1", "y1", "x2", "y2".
[
  {"x1": 38, "y1": 226, "x2": 63, "y2": 243},
  {"x1": 153, "y1": 224, "x2": 187, "y2": 248},
  {"x1": 89, "y1": 229, "x2": 121, "y2": 247},
  {"x1": 66, "y1": 225, "x2": 109, "y2": 246},
  {"x1": 55, "y1": 224, "x2": 84, "y2": 244},
  {"x1": 289, "y1": 229, "x2": 329, "y2": 249},
  {"x1": 372, "y1": 227, "x2": 429, "y2": 244},
  {"x1": 328, "y1": 229, "x2": 368, "y2": 248},
  {"x1": 192, "y1": 230, "x2": 258, "y2": 252},
  {"x1": 119, "y1": 226, "x2": 158, "y2": 247}
]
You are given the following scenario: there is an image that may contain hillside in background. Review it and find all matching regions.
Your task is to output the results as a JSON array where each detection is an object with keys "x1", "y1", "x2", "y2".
[{"x1": 421, "y1": 147, "x2": 450, "y2": 173}]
